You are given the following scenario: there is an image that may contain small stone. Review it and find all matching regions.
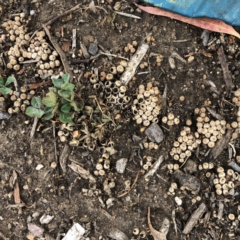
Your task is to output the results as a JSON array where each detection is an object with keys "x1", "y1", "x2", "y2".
[
  {"x1": 50, "y1": 162, "x2": 57, "y2": 169},
  {"x1": 116, "y1": 158, "x2": 128, "y2": 174},
  {"x1": 188, "y1": 56, "x2": 194, "y2": 63},
  {"x1": 88, "y1": 42, "x2": 98, "y2": 55},
  {"x1": 36, "y1": 164, "x2": 44, "y2": 170},
  {"x1": 40, "y1": 214, "x2": 54, "y2": 224},
  {"x1": 145, "y1": 123, "x2": 164, "y2": 143},
  {"x1": 28, "y1": 223, "x2": 44, "y2": 237}
]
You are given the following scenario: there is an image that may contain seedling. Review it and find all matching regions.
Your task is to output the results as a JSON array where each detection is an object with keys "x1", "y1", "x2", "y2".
[
  {"x1": 26, "y1": 96, "x2": 44, "y2": 118},
  {"x1": 0, "y1": 76, "x2": 14, "y2": 94},
  {"x1": 26, "y1": 74, "x2": 83, "y2": 123}
]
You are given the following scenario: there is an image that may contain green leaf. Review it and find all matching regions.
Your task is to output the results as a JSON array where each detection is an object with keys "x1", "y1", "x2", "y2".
[
  {"x1": 0, "y1": 78, "x2": 4, "y2": 87},
  {"x1": 61, "y1": 103, "x2": 71, "y2": 113},
  {"x1": 52, "y1": 78, "x2": 64, "y2": 88},
  {"x1": 5, "y1": 76, "x2": 14, "y2": 86},
  {"x1": 26, "y1": 106, "x2": 44, "y2": 118},
  {"x1": 61, "y1": 83, "x2": 75, "y2": 91},
  {"x1": 70, "y1": 101, "x2": 81, "y2": 111},
  {"x1": 61, "y1": 74, "x2": 70, "y2": 83},
  {"x1": 61, "y1": 98, "x2": 69, "y2": 104},
  {"x1": 42, "y1": 92, "x2": 57, "y2": 107},
  {"x1": 58, "y1": 90, "x2": 71, "y2": 99},
  {"x1": 31, "y1": 96, "x2": 42, "y2": 109},
  {"x1": 48, "y1": 87, "x2": 57, "y2": 93},
  {"x1": 60, "y1": 112, "x2": 74, "y2": 123},
  {"x1": 0, "y1": 87, "x2": 11, "y2": 94},
  {"x1": 43, "y1": 112, "x2": 54, "y2": 120},
  {"x1": 44, "y1": 107, "x2": 54, "y2": 114}
]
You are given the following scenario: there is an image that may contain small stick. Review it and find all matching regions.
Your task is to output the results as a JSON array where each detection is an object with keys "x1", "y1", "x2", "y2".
[
  {"x1": 120, "y1": 43, "x2": 149, "y2": 85},
  {"x1": 114, "y1": 11, "x2": 141, "y2": 19},
  {"x1": 20, "y1": 59, "x2": 38, "y2": 64},
  {"x1": 182, "y1": 203, "x2": 207, "y2": 234},
  {"x1": 42, "y1": 24, "x2": 73, "y2": 82},
  {"x1": 144, "y1": 155, "x2": 164, "y2": 180},
  {"x1": 52, "y1": 122, "x2": 58, "y2": 162},
  {"x1": 217, "y1": 201, "x2": 224, "y2": 220},
  {"x1": 27, "y1": 79, "x2": 51, "y2": 90},
  {"x1": 30, "y1": 116, "x2": 39, "y2": 138},
  {"x1": 172, "y1": 209, "x2": 178, "y2": 236},
  {"x1": 11, "y1": 75, "x2": 19, "y2": 97},
  {"x1": 218, "y1": 46, "x2": 233, "y2": 94},
  {"x1": 72, "y1": 29, "x2": 77, "y2": 49},
  {"x1": 228, "y1": 142, "x2": 236, "y2": 157},
  {"x1": 59, "y1": 144, "x2": 70, "y2": 174},
  {"x1": 117, "y1": 170, "x2": 140, "y2": 198}
]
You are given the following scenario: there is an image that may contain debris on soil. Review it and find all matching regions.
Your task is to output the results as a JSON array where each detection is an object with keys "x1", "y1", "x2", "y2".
[
  {"x1": 116, "y1": 157, "x2": 128, "y2": 173},
  {"x1": 148, "y1": 207, "x2": 169, "y2": 240},
  {"x1": 144, "y1": 155, "x2": 164, "y2": 180},
  {"x1": 27, "y1": 223, "x2": 44, "y2": 237},
  {"x1": 120, "y1": 43, "x2": 149, "y2": 85},
  {"x1": 107, "y1": 227, "x2": 129, "y2": 240},
  {"x1": 182, "y1": 203, "x2": 207, "y2": 234},
  {"x1": 217, "y1": 45, "x2": 233, "y2": 94},
  {"x1": 62, "y1": 223, "x2": 85, "y2": 240},
  {"x1": 145, "y1": 122, "x2": 164, "y2": 143},
  {"x1": 59, "y1": 144, "x2": 70, "y2": 173}
]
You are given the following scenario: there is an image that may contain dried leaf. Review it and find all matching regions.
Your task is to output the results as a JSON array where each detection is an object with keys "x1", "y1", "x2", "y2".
[
  {"x1": 12, "y1": 170, "x2": 22, "y2": 214},
  {"x1": 148, "y1": 207, "x2": 167, "y2": 240},
  {"x1": 27, "y1": 80, "x2": 51, "y2": 90},
  {"x1": 61, "y1": 41, "x2": 71, "y2": 52},
  {"x1": 135, "y1": 4, "x2": 240, "y2": 39},
  {"x1": 68, "y1": 162, "x2": 96, "y2": 183}
]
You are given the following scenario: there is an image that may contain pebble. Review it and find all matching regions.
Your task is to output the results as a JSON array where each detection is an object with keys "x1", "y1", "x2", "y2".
[
  {"x1": 0, "y1": 112, "x2": 11, "y2": 120},
  {"x1": 40, "y1": 214, "x2": 54, "y2": 224},
  {"x1": 116, "y1": 158, "x2": 128, "y2": 173},
  {"x1": 188, "y1": 56, "x2": 194, "y2": 63},
  {"x1": 145, "y1": 123, "x2": 164, "y2": 143},
  {"x1": 36, "y1": 164, "x2": 44, "y2": 170},
  {"x1": 50, "y1": 161, "x2": 57, "y2": 169},
  {"x1": 88, "y1": 42, "x2": 98, "y2": 55},
  {"x1": 28, "y1": 223, "x2": 44, "y2": 237}
]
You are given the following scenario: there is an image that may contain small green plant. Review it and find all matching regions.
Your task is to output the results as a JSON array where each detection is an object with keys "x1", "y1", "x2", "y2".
[
  {"x1": 26, "y1": 96, "x2": 44, "y2": 118},
  {"x1": 26, "y1": 74, "x2": 83, "y2": 123},
  {"x1": 0, "y1": 76, "x2": 14, "y2": 94}
]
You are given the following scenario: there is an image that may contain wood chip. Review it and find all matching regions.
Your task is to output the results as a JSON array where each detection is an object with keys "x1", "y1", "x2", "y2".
[
  {"x1": 59, "y1": 144, "x2": 70, "y2": 173},
  {"x1": 12, "y1": 170, "x2": 22, "y2": 214},
  {"x1": 182, "y1": 203, "x2": 207, "y2": 234},
  {"x1": 120, "y1": 43, "x2": 149, "y2": 85},
  {"x1": 210, "y1": 129, "x2": 233, "y2": 159}
]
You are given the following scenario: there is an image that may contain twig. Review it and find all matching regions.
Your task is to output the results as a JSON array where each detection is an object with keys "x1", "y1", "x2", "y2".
[
  {"x1": 42, "y1": 24, "x2": 73, "y2": 82},
  {"x1": 59, "y1": 144, "x2": 70, "y2": 174},
  {"x1": 217, "y1": 201, "x2": 224, "y2": 220},
  {"x1": 20, "y1": 59, "x2": 38, "y2": 64},
  {"x1": 30, "y1": 116, "x2": 39, "y2": 138},
  {"x1": 90, "y1": 51, "x2": 129, "y2": 61},
  {"x1": 114, "y1": 11, "x2": 141, "y2": 19},
  {"x1": 172, "y1": 209, "x2": 178, "y2": 236},
  {"x1": 182, "y1": 203, "x2": 207, "y2": 234},
  {"x1": 228, "y1": 142, "x2": 236, "y2": 157},
  {"x1": 218, "y1": 46, "x2": 233, "y2": 94},
  {"x1": 27, "y1": 79, "x2": 51, "y2": 89},
  {"x1": 52, "y1": 122, "x2": 58, "y2": 162},
  {"x1": 144, "y1": 155, "x2": 164, "y2": 180},
  {"x1": 72, "y1": 29, "x2": 77, "y2": 49},
  {"x1": 11, "y1": 75, "x2": 19, "y2": 97},
  {"x1": 117, "y1": 170, "x2": 140, "y2": 198},
  {"x1": 44, "y1": 4, "x2": 81, "y2": 26},
  {"x1": 120, "y1": 43, "x2": 149, "y2": 85}
]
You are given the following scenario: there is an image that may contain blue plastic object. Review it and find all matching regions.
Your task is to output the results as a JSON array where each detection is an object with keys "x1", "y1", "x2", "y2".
[{"x1": 141, "y1": 0, "x2": 240, "y2": 26}]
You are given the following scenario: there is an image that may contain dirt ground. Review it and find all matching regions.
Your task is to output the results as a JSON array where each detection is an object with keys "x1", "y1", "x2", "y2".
[{"x1": 1, "y1": 0, "x2": 240, "y2": 239}]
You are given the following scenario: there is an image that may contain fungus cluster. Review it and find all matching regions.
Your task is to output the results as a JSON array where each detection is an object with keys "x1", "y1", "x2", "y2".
[
  {"x1": 162, "y1": 112, "x2": 180, "y2": 126},
  {"x1": 8, "y1": 87, "x2": 35, "y2": 114},
  {"x1": 2, "y1": 14, "x2": 60, "y2": 75},
  {"x1": 169, "y1": 127, "x2": 200, "y2": 163},
  {"x1": 132, "y1": 82, "x2": 162, "y2": 126}
]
